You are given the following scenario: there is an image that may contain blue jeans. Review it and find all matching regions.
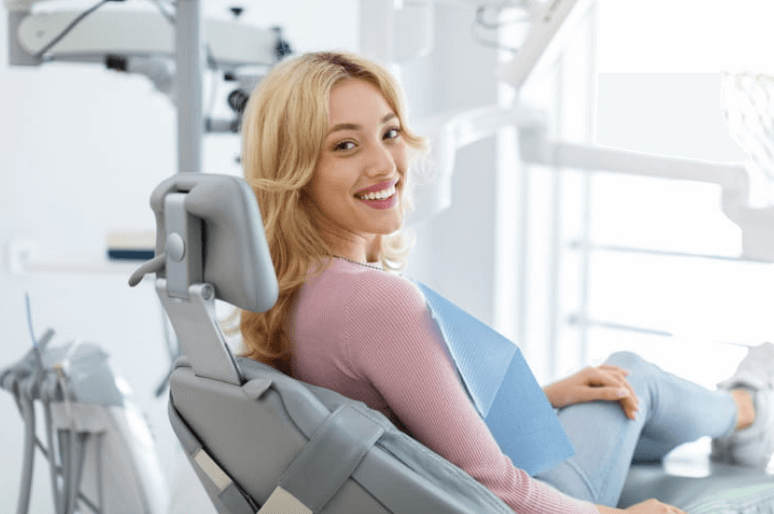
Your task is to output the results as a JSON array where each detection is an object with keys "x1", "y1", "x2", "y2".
[{"x1": 534, "y1": 351, "x2": 738, "y2": 507}]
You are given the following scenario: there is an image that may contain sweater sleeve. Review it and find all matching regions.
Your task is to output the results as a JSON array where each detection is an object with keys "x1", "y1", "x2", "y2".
[{"x1": 342, "y1": 275, "x2": 598, "y2": 514}]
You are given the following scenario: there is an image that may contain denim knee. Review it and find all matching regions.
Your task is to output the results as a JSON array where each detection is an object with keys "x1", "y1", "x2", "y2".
[
  {"x1": 604, "y1": 351, "x2": 646, "y2": 371},
  {"x1": 603, "y1": 351, "x2": 661, "y2": 391}
]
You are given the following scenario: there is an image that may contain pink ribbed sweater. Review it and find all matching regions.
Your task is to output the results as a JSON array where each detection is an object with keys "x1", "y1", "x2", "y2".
[{"x1": 291, "y1": 259, "x2": 598, "y2": 514}]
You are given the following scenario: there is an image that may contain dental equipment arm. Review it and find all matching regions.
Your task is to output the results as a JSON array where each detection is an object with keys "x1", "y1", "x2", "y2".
[
  {"x1": 5, "y1": 0, "x2": 283, "y2": 68},
  {"x1": 4, "y1": 0, "x2": 290, "y2": 172},
  {"x1": 498, "y1": 0, "x2": 582, "y2": 91},
  {"x1": 415, "y1": 105, "x2": 773, "y2": 262},
  {"x1": 519, "y1": 121, "x2": 774, "y2": 263}
]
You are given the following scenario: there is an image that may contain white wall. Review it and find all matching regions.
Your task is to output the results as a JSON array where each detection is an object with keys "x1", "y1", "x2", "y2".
[{"x1": 0, "y1": 2, "x2": 500, "y2": 513}]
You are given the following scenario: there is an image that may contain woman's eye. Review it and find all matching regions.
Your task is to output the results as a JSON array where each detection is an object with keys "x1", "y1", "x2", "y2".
[
  {"x1": 334, "y1": 141, "x2": 356, "y2": 151},
  {"x1": 384, "y1": 127, "x2": 401, "y2": 140}
]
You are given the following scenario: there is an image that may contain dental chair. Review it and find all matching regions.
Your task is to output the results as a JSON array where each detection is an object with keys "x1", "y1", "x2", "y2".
[
  {"x1": 129, "y1": 172, "x2": 515, "y2": 514},
  {"x1": 131, "y1": 172, "x2": 774, "y2": 514}
]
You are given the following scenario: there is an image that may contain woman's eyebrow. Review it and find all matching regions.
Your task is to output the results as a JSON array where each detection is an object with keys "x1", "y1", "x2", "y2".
[{"x1": 327, "y1": 113, "x2": 398, "y2": 136}]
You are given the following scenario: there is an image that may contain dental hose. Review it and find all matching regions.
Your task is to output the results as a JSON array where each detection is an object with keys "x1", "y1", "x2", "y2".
[
  {"x1": 43, "y1": 400, "x2": 64, "y2": 514},
  {"x1": 16, "y1": 393, "x2": 35, "y2": 514}
]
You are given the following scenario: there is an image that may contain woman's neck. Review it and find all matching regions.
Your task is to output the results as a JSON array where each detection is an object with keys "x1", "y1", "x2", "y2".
[
  {"x1": 330, "y1": 255, "x2": 384, "y2": 270},
  {"x1": 325, "y1": 236, "x2": 383, "y2": 265}
]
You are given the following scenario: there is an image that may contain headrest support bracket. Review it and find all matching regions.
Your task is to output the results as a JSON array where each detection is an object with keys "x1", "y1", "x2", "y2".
[{"x1": 164, "y1": 193, "x2": 203, "y2": 300}]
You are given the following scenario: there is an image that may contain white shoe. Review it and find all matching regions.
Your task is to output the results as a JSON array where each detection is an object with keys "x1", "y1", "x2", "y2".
[{"x1": 711, "y1": 342, "x2": 774, "y2": 469}]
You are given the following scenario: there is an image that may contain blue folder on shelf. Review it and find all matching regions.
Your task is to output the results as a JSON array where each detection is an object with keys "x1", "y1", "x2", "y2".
[{"x1": 414, "y1": 282, "x2": 574, "y2": 476}]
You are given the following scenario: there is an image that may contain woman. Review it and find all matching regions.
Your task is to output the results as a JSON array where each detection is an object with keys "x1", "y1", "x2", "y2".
[{"x1": 239, "y1": 51, "x2": 774, "y2": 514}]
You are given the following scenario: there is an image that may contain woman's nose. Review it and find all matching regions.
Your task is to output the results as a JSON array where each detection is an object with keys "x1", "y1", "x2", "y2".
[{"x1": 365, "y1": 142, "x2": 397, "y2": 177}]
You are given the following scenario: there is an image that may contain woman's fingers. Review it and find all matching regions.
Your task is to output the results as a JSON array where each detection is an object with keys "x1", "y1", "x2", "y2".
[
  {"x1": 588, "y1": 367, "x2": 635, "y2": 397},
  {"x1": 548, "y1": 365, "x2": 640, "y2": 419},
  {"x1": 626, "y1": 499, "x2": 687, "y2": 514},
  {"x1": 578, "y1": 385, "x2": 629, "y2": 402},
  {"x1": 575, "y1": 386, "x2": 637, "y2": 418},
  {"x1": 587, "y1": 366, "x2": 639, "y2": 419},
  {"x1": 620, "y1": 396, "x2": 639, "y2": 420}
]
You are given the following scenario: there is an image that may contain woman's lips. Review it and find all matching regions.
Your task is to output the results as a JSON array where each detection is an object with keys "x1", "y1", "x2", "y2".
[
  {"x1": 354, "y1": 179, "x2": 399, "y2": 197},
  {"x1": 354, "y1": 180, "x2": 399, "y2": 209},
  {"x1": 357, "y1": 194, "x2": 399, "y2": 209}
]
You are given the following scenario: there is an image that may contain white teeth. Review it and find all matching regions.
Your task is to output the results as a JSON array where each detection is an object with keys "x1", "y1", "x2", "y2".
[{"x1": 358, "y1": 184, "x2": 396, "y2": 201}]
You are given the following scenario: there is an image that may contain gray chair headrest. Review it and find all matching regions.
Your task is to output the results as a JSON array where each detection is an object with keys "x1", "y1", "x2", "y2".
[{"x1": 147, "y1": 172, "x2": 278, "y2": 313}]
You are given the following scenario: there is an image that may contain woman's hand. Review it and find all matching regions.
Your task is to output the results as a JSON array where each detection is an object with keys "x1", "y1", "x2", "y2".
[
  {"x1": 543, "y1": 365, "x2": 639, "y2": 420},
  {"x1": 596, "y1": 499, "x2": 687, "y2": 514}
]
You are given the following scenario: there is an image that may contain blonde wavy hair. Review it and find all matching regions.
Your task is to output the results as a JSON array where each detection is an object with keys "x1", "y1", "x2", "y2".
[{"x1": 239, "y1": 51, "x2": 427, "y2": 374}]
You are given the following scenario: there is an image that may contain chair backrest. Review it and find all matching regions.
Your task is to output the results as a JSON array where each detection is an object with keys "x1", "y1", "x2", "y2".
[{"x1": 137, "y1": 173, "x2": 514, "y2": 514}]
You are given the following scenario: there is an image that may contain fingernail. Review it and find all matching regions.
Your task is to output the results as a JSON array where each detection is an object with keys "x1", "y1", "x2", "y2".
[{"x1": 617, "y1": 389, "x2": 629, "y2": 397}]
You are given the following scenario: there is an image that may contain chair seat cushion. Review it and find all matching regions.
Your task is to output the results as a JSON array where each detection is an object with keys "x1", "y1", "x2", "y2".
[{"x1": 621, "y1": 451, "x2": 774, "y2": 513}]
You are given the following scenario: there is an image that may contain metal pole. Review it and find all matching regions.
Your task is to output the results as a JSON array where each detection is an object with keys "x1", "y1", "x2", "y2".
[{"x1": 176, "y1": 0, "x2": 204, "y2": 173}]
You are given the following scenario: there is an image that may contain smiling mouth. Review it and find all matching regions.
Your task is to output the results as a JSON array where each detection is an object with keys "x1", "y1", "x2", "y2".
[
  {"x1": 356, "y1": 184, "x2": 396, "y2": 201},
  {"x1": 354, "y1": 181, "x2": 398, "y2": 201}
]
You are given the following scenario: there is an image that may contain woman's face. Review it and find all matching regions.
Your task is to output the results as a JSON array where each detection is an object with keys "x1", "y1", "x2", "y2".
[{"x1": 307, "y1": 78, "x2": 408, "y2": 257}]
